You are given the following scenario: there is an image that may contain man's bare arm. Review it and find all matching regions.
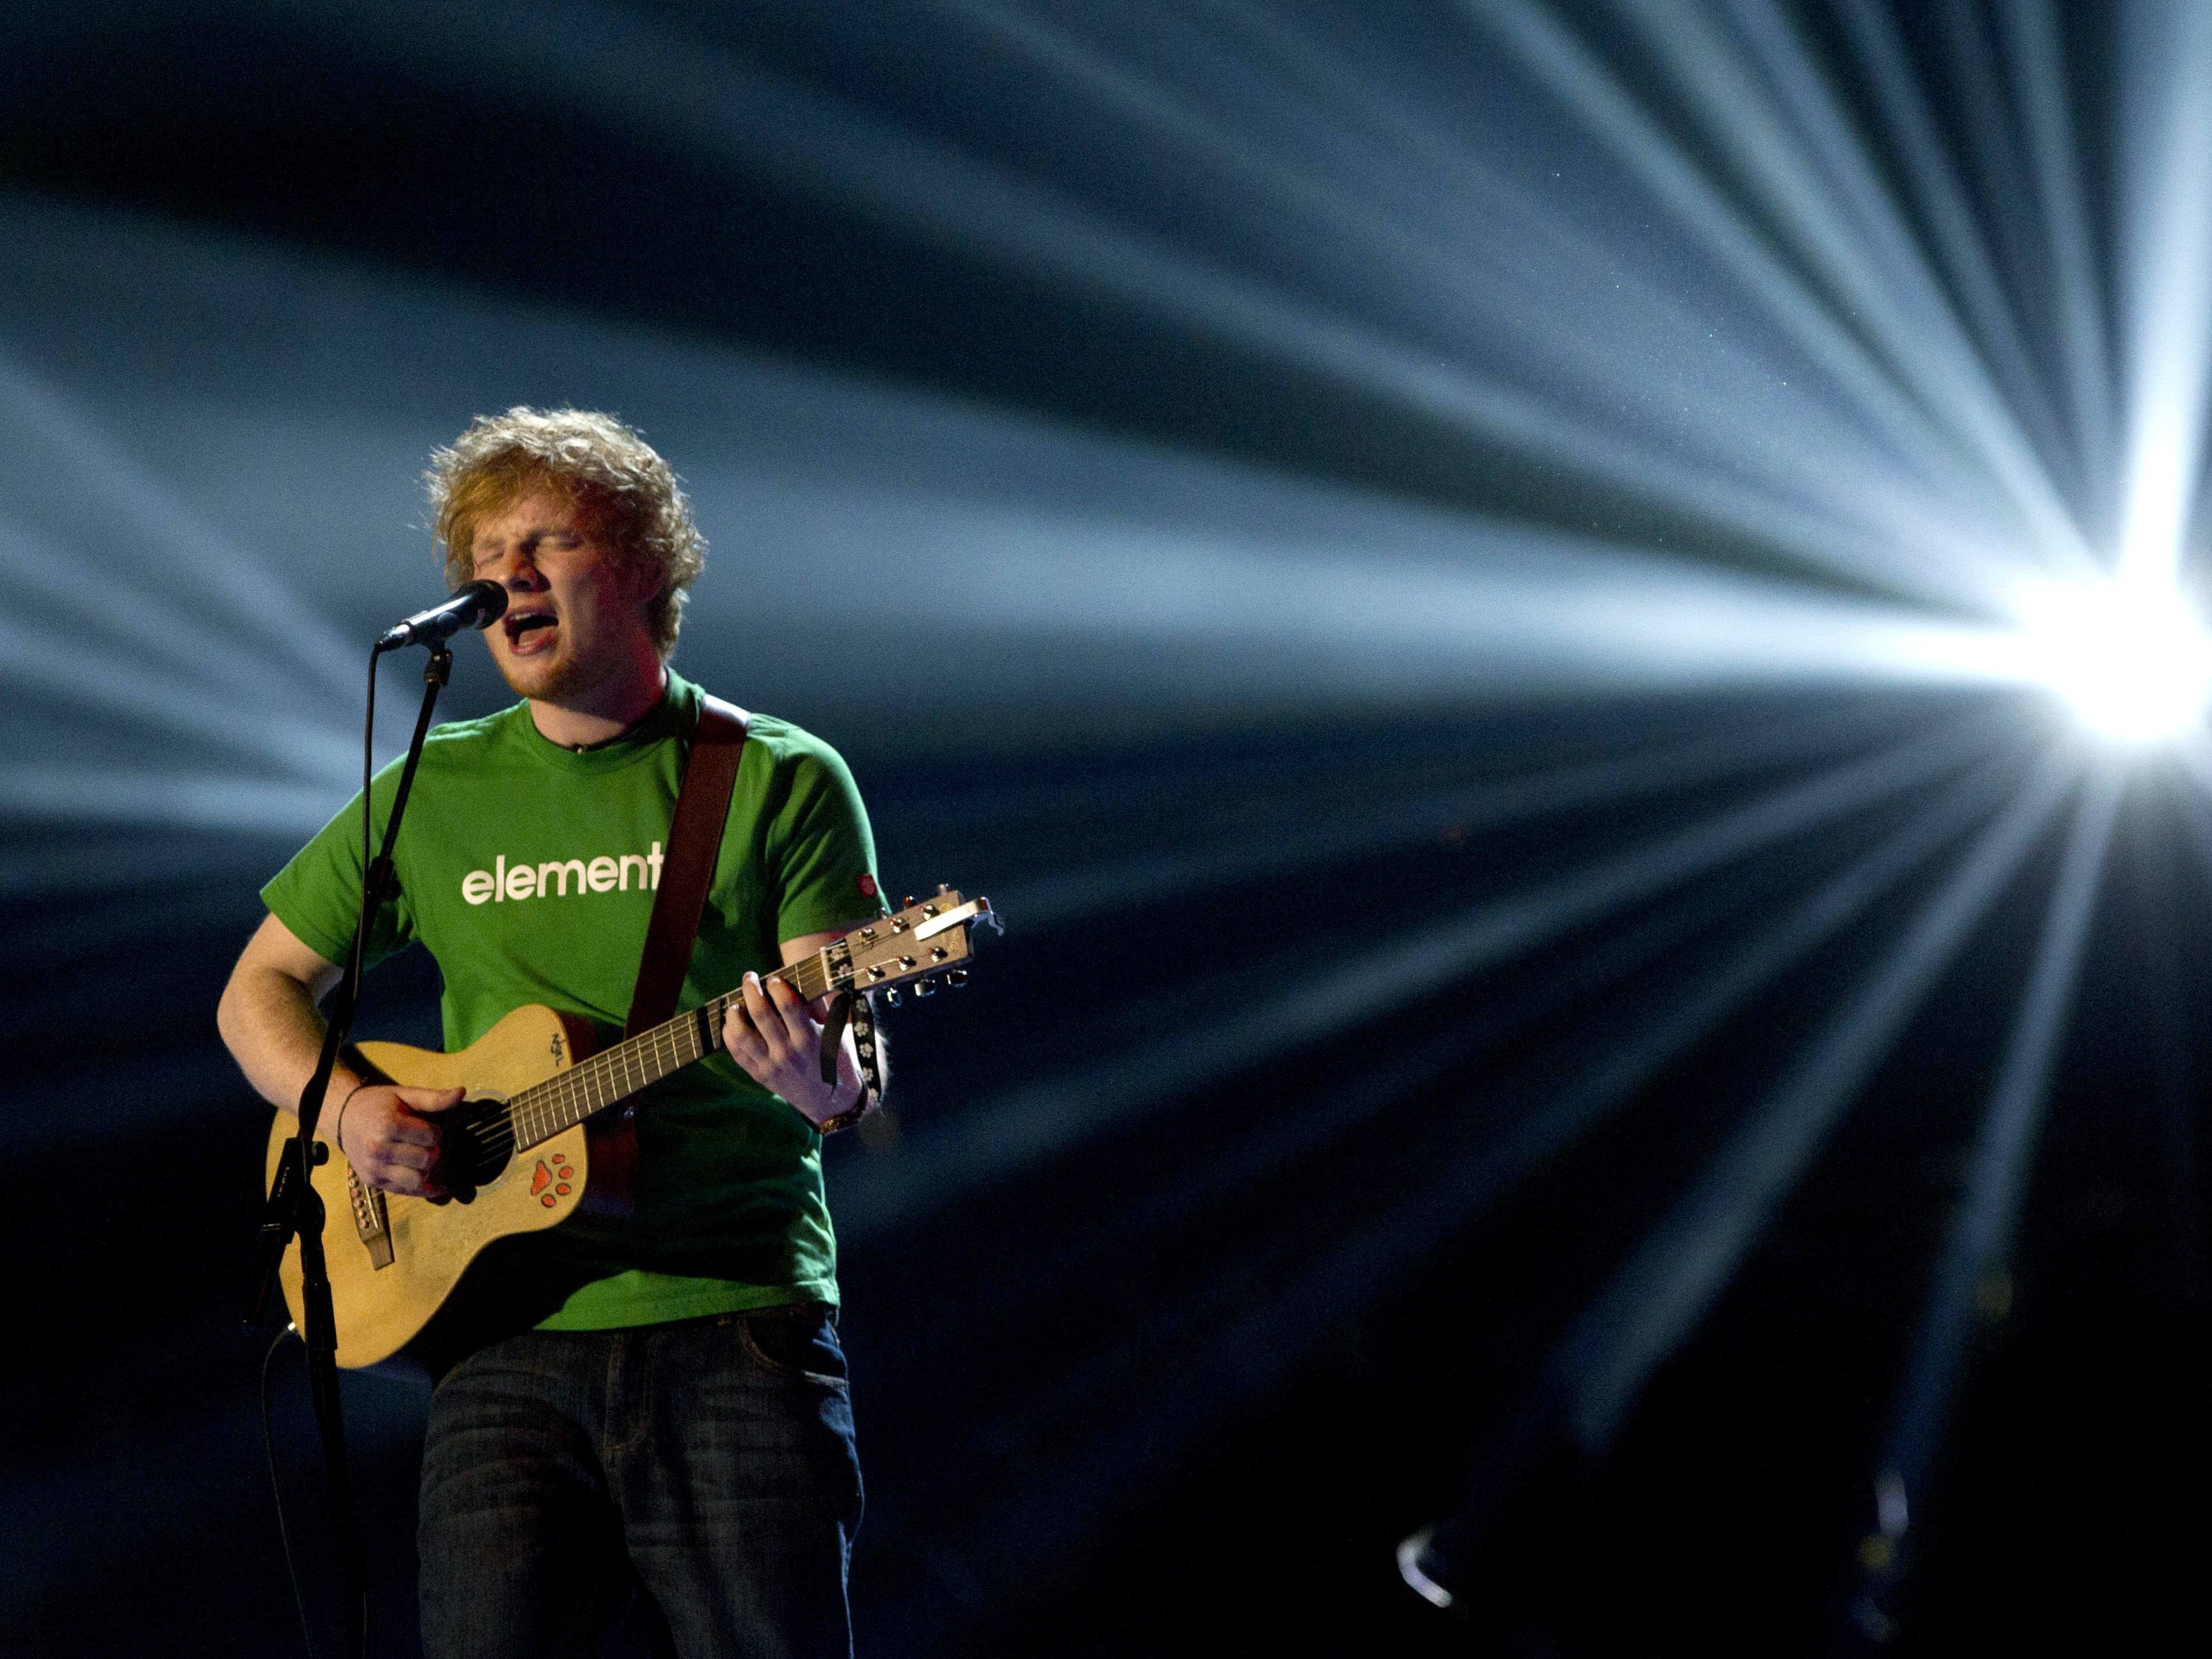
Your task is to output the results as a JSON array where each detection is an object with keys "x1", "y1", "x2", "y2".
[
  {"x1": 217, "y1": 913, "x2": 461, "y2": 1195},
  {"x1": 217, "y1": 913, "x2": 353, "y2": 1116}
]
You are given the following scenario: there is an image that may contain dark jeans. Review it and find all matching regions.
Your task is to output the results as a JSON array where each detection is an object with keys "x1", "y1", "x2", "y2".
[{"x1": 418, "y1": 1305, "x2": 863, "y2": 1659}]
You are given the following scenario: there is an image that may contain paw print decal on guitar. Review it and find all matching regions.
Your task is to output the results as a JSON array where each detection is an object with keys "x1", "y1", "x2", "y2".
[{"x1": 531, "y1": 1150, "x2": 576, "y2": 1207}]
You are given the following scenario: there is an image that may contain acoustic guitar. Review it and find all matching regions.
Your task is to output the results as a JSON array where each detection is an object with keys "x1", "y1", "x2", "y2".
[{"x1": 266, "y1": 887, "x2": 996, "y2": 1371}]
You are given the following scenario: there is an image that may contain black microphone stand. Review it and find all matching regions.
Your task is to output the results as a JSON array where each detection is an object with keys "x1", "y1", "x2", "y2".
[{"x1": 247, "y1": 640, "x2": 454, "y2": 1659}]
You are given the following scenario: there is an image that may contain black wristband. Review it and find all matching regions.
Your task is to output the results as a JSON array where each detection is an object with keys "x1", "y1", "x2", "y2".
[{"x1": 815, "y1": 1074, "x2": 877, "y2": 1136}]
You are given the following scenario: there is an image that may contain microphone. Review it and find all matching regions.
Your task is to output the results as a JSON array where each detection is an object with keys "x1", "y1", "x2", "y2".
[{"x1": 377, "y1": 580, "x2": 509, "y2": 650}]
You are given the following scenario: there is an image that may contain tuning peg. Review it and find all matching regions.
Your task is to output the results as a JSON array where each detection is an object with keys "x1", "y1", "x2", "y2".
[
  {"x1": 945, "y1": 968, "x2": 969, "y2": 987},
  {"x1": 882, "y1": 987, "x2": 903, "y2": 1009},
  {"x1": 937, "y1": 882, "x2": 952, "y2": 894},
  {"x1": 913, "y1": 978, "x2": 938, "y2": 998},
  {"x1": 902, "y1": 894, "x2": 915, "y2": 908}
]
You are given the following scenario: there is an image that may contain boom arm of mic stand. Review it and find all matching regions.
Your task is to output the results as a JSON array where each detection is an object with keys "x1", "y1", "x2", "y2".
[{"x1": 243, "y1": 642, "x2": 452, "y2": 1659}]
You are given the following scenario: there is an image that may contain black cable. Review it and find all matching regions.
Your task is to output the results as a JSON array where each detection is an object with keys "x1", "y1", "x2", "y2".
[
  {"x1": 261, "y1": 1330, "x2": 375, "y2": 1659},
  {"x1": 260, "y1": 1326, "x2": 319, "y2": 1659}
]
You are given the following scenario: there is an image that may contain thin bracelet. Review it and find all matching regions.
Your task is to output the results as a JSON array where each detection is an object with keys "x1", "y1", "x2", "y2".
[{"x1": 331, "y1": 1080, "x2": 373, "y2": 1157}]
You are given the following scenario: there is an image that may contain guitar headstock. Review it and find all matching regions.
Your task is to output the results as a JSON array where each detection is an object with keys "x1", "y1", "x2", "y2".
[{"x1": 835, "y1": 885, "x2": 1001, "y2": 1006}]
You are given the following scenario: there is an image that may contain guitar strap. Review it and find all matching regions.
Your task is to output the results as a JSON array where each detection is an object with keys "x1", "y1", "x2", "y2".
[
  {"x1": 624, "y1": 689, "x2": 883, "y2": 1131},
  {"x1": 627, "y1": 693, "x2": 749, "y2": 1037}
]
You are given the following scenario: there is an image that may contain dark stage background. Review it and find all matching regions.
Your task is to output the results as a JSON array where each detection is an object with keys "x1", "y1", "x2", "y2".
[{"x1": 4, "y1": 4, "x2": 2210, "y2": 1655}]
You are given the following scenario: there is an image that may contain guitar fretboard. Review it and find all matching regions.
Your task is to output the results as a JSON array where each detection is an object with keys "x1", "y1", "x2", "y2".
[{"x1": 501, "y1": 953, "x2": 834, "y2": 1152}]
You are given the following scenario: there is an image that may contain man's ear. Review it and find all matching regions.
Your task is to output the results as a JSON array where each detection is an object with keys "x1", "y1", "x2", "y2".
[{"x1": 625, "y1": 559, "x2": 668, "y2": 614}]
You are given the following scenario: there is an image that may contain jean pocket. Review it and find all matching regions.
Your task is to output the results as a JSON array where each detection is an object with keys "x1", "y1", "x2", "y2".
[{"x1": 734, "y1": 1305, "x2": 849, "y2": 1388}]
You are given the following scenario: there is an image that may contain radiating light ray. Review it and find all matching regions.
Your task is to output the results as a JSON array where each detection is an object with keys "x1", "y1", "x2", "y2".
[
  {"x1": 893, "y1": 694, "x2": 1904, "y2": 842},
  {"x1": 872, "y1": 751, "x2": 2022, "y2": 1604},
  {"x1": 966, "y1": 745, "x2": 2027, "y2": 1333},
  {"x1": 938, "y1": 0, "x2": 2037, "y2": 601},
  {"x1": 2114, "y1": 0, "x2": 2212, "y2": 585},
  {"x1": 1850, "y1": 760, "x2": 2121, "y2": 1624},
  {"x1": 1997, "y1": 0, "x2": 2117, "y2": 523},
  {"x1": 955, "y1": 794, "x2": 1849, "y2": 1318},
  {"x1": 1460, "y1": 0, "x2": 2082, "y2": 576},
  {"x1": 1554, "y1": 750, "x2": 2078, "y2": 1451},
  {"x1": 0, "y1": 770, "x2": 341, "y2": 835},
  {"x1": 2161, "y1": 730, "x2": 2212, "y2": 831},
  {"x1": 0, "y1": 352, "x2": 359, "y2": 806},
  {"x1": 1080, "y1": 886, "x2": 1741, "y2": 1234},
  {"x1": 2152, "y1": 744, "x2": 2212, "y2": 1025},
  {"x1": 989, "y1": 704, "x2": 1927, "y2": 931},
  {"x1": 833, "y1": 714, "x2": 2001, "y2": 1238},
  {"x1": 0, "y1": 198, "x2": 2048, "y2": 721},
  {"x1": 1828, "y1": 0, "x2": 2078, "y2": 502},
  {"x1": 263, "y1": 0, "x2": 2035, "y2": 614},
  {"x1": 0, "y1": 354, "x2": 361, "y2": 706},
  {"x1": 1610, "y1": 0, "x2": 2087, "y2": 569},
  {"x1": 1925, "y1": 0, "x2": 2067, "y2": 473},
  {"x1": 718, "y1": 476, "x2": 2047, "y2": 699},
  {"x1": 0, "y1": 514, "x2": 341, "y2": 775},
  {"x1": 0, "y1": 189, "x2": 2066, "y2": 840},
  {"x1": 2133, "y1": 785, "x2": 2209, "y2": 1307},
  {"x1": 1179, "y1": 0, "x2": 2060, "y2": 590},
  {"x1": 1397, "y1": 752, "x2": 2040, "y2": 1600},
  {"x1": 0, "y1": 610, "x2": 349, "y2": 782}
]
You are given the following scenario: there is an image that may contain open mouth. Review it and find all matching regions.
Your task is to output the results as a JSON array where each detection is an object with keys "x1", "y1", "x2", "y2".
[{"x1": 505, "y1": 611, "x2": 559, "y2": 654}]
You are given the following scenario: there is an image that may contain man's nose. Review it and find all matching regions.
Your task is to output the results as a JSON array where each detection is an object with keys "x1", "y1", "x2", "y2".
[{"x1": 485, "y1": 549, "x2": 548, "y2": 589}]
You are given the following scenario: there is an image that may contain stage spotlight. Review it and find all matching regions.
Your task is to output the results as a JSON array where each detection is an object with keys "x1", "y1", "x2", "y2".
[{"x1": 2014, "y1": 574, "x2": 2212, "y2": 743}]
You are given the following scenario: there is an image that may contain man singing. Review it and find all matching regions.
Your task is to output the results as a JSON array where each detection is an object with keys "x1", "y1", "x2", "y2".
[{"x1": 217, "y1": 407, "x2": 879, "y2": 1656}]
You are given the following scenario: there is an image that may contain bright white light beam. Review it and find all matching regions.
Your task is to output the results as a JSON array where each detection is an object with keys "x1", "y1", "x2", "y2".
[
  {"x1": 2007, "y1": 573, "x2": 2212, "y2": 744},
  {"x1": 2114, "y1": 0, "x2": 2212, "y2": 587}
]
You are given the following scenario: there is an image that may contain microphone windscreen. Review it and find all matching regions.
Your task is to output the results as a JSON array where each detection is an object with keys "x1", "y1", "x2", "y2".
[{"x1": 458, "y1": 579, "x2": 508, "y2": 628}]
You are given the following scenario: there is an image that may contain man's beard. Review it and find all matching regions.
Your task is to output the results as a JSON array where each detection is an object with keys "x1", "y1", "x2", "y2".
[{"x1": 492, "y1": 635, "x2": 620, "y2": 704}]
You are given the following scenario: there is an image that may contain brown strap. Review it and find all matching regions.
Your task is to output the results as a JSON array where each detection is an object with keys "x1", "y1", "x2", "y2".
[{"x1": 626, "y1": 694, "x2": 749, "y2": 1037}]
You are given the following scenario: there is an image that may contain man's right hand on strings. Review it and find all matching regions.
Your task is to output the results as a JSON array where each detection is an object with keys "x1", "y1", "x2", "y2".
[{"x1": 336, "y1": 1083, "x2": 466, "y2": 1198}]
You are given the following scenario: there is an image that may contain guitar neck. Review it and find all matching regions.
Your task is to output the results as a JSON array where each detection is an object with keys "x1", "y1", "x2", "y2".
[{"x1": 503, "y1": 953, "x2": 833, "y2": 1152}]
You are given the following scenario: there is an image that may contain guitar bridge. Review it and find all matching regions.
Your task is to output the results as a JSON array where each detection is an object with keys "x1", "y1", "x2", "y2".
[{"x1": 345, "y1": 1163, "x2": 395, "y2": 1270}]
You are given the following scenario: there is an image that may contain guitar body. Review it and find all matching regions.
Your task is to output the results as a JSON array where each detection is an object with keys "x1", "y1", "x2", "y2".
[
  {"x1": 266, "y1": 1003, "x2": 621, "y2": 1374},
  {"x1": 258, "y1": 888, "x2": 996, "y2": 1376}
]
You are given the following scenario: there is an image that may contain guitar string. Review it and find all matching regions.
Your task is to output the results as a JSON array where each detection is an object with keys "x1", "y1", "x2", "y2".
[
  {"x1": 495, "y1": 969, "x2": 813, "y2": 1149},
  {"x1": 458, "y1": 911, "x2": 956, "y2": 1163},
  {"x1": 497, "y1": 959, "x2": 819, "y2": 1140},
  {"x1": 458, "y1": 951, "x2": 850, "y2": 1161}
]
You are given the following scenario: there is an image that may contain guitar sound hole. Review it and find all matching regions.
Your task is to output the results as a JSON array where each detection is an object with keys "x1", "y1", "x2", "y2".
[{"x1": 436, "y1": 1099, "x2": 515, "y2": 1203}]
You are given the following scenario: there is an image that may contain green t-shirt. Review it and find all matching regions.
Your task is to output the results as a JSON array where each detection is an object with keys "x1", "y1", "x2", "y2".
[{"x1": 260, "y1": 672, "x2": 880, "y2": 1330}]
